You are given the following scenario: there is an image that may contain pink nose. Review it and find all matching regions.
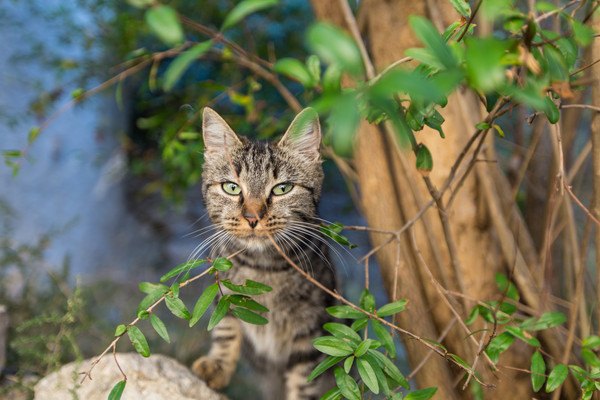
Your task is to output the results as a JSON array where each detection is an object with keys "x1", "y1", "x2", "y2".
[{"x1": 244, "y1": 215, "x2": 259, "y2": 228}]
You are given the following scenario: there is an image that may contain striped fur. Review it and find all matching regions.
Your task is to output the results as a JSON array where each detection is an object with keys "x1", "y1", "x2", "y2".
[{"x1": 192, "y1": 108, "x2": 336, "y2": 400}]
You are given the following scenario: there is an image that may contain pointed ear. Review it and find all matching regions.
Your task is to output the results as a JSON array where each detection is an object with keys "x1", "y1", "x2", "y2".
[
  {"x1": 277, "y1": 108, "x2": 321, "y2": 160},
  {"x1": 202, "y1": 107, "x2": 243, "y2": 155}
]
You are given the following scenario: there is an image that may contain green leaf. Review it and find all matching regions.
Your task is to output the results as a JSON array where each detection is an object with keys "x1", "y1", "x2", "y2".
[
  {"x1": 165, "y1": 296, "x2": 191, "y2": 320},
  {"x1": 28, "y1": 127, "x2": 41, "y2": 144},
  {"x1": 495, "y1": 273, "x2": 519, "y2": 301},
  {"x1": 582, "y1": 335, "x2": 600, "y2": 349},
  {"x1": 369, "y1": 69, "x2": 446, "y2": 104},
  {"x1": 362, "y1": 353, "x2": 391, "y2": 395},
  {"x1": 190, "y1": 283, "x2": 219, "y2": 327},
  {"x1": 139, "y1": 282, "x2": 169, "y2": 294},
  {"x1": 273, "y1": 58, "x2": 315, "y2": 88},
  {"x1": 409, "y1": 16, "x2": 457, "y2": 70},
  {"x1": 126, "y1": 0, "x2": 153, "y2": 8},
  {"x1": 367, "y1": 349, "x2": 409, "y2": 389},
  {"x1": 485, "y1": 332, "x2": 515, "y2": 363},
  {"x1": 354, "y1": 340, "x2": 372, "y2": 357},
  {"x1": 344, "y1": 356, "x2": 354, "y2": 373},
  {"x1": 307, "y1": 355, "x2": 344, "y2": 382},
  {"x1": 137, "y1": 289, "x2": 166, "y2": 313},
  {"x1": 221, "y1": 0, "x2": 278, "y2": 31},
  {"x1": 531, "y1": 350, "x2": 546, "y2": 392},
  {"x1": 227, "y1": 294, "x2": 269, "y2": 312},
  {"x1": 212, "y1": 257, "x2": 233, "y2": 272},
  {"x1": 450, "y1": 0, "x2": 471, "y2": 18},
  {"x1": 108, "y1": 380, "x2": 127, "y2": 400},
  {"x1": 160, "y1": 259, "x2": 205, "y2": 282},
  {"x1": 221, "y1": 279, "x2": 272, "y2": 295},
  {"x1": 307, "y1": 23, "x2": 364, "y2": 77},
  {"x1": 582, "y1": 347, "x2": 600, "y2": 368},
  {"x1": 320, "y1": 222, "x2": 358, "y2": 248},
  {"x1": 207, "y1": 296, "x2": 230, "y2": 331},
  {"x1": 359, "y1": 289, "x2": 376, "y2": 312},
  {"x1": 520, "y1": 312, "x2": 566, "y2": 331},
  {"x1": 170, "y1": 282, "x2": 180, "y2": 298},
  {"x1": 137, "y1": 310, "x2": 150, "y2": 320},
  {"x1": 542, "y1": 97, "x2": 559, "y2": 124},
  {"x1": 306, "y1": 55, "x2": 321, "y2": 83},
  {"x1": 114, "y1": 324, "x2": 127, "y2": 337},
  {"x1": 351, "y1": 318, "x2": 369, "y2": 331},
  {"x1": 150, "y1": 314, "x2": 170, "y2": 343},
  {"x1": 356, "y1": 357, "x2": 379, "y2": 394},
  {"x1": 326, "y1": 305, "x2": 365, "y2": 319},
  {"x1": 377, "y1": 299, "x2": 408, "y2": 317},
  {"x1": 145, "y1": 5, "x2": 184, "y2": 46},
  {"x1": 334, "y1": 367, "x2": 361, "y2": 400},
  {"x1": 464, "y1": 37, "x2": 510, "y2": 92},
  {"x1": 320, "y1": 387, "x2": 343, "y2": 400},
  {"x1": 416, "y1": 144, "x2": 433, "y2": 176},
  {"x1": 405, "y1": 387, "x2": 437, "y2": 400},
  {"x1": 571, "y1": 19, "x2": 594, "y2": 47},
  {"x1": 231, "y1": 306, "x2": 268, "y2": 325},
  {"x1": 371, "y1": 320, "x2": 395, "y2": 356},
  {"x1": 545, "y1": 364, "x2": 568, "y2": 393},
  {"x1": 163, "y1": 41, "x2": 213, "y2": 91},
  {"x1": 324, "y1": 322, "x2": 362, "y2": 343},
  {"x1": 127, "y1": 326, "x2": 150, "y2": 357},
  {"x1": 506, "y1": 326, "x2": 540, "y2": 347},
  {"x1": 313, "y1": 336, "x2": 355, "y2": 357}
]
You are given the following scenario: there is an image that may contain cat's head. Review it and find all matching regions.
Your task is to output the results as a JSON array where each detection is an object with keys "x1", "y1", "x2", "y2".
[{"x1": 201, "y1": 107, "x2": 324, "y2": 250}]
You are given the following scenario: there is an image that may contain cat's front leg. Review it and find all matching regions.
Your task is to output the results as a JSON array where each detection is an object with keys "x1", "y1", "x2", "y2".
[
  {"x1": 284, "y1": 348, "x2": 329, "y2": 400},
  {"x1": 192, "y1": 316, "x2": 242, "y2": 390}
]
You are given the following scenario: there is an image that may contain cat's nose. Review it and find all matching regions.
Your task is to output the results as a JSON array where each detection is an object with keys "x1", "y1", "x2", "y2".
[
  {"x1": 243, "y1": 214, "x2": 259, "y2": 228},
  {"x1": 242, "y1": 202, "x2": 265, "y2": 229}
]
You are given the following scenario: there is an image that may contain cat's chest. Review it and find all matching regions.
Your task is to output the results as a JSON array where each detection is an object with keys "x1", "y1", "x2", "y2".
[{"x1": 223, "y1": 267, "x2": 299, "y2": 362}]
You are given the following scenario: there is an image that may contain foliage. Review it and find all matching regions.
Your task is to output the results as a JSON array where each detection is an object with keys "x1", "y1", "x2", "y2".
[{"x1": 5, "y1": 0, "x2": 600, "y2": 399}]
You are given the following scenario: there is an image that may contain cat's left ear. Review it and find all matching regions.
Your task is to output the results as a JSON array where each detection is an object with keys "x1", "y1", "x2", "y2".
[{"x1": 278, "y1": 108, "x2": 321, "y2": 161}]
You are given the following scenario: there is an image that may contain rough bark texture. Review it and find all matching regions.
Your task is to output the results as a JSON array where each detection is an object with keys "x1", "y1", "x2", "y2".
[
  {"x1": 592, "y1": 8, "x2": 600, "y2": 339},
  {"x1": 310, "y1": 1, "x2": 537, "y2": 398}
]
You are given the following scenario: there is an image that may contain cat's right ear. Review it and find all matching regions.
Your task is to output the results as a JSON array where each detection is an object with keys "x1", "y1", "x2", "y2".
[{"x1": 202, "y1": 107, "x2": 243, "y2": 156}]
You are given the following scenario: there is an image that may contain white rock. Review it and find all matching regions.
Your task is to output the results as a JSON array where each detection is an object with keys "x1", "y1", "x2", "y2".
[{"x1": 34, "y1": 352, "x2": 225, "y2": 400}]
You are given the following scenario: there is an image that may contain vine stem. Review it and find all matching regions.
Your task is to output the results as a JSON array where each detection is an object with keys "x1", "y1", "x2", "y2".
[
  {"x1": 78, "y1": 249, "x2": 244, "y2": 384},
  {"x1": 265, "y1": 234, "x2": 495, "y2": 388}
]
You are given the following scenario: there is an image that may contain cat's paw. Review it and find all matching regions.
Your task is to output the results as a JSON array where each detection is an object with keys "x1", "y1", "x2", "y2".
[{"x1": 191, "y1": 356, "x2": 232, "y2": 390}]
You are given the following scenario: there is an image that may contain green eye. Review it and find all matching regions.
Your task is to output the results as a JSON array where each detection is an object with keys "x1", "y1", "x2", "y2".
[
  {"x1": 272, "y1": 183, "x2": 294, "y2": 196},
  {"x1": 222, "y1": 182, "x2": 242, "y2": 195}
]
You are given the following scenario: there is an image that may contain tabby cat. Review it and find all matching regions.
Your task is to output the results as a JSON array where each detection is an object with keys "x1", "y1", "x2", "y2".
[{"x1": 191, "y1": 107, "x2": 336, "y2": 400}]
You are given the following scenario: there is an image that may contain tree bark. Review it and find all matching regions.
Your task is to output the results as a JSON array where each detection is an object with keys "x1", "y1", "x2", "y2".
[
  {"x1": 309, "y1": 1, "x2": 542, "y2": 398},
  {"x1": 592, "y1": 8, "x2": 600, "y2": 338}
]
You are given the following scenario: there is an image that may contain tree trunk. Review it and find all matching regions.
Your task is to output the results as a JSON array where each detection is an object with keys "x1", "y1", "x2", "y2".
[
  {"x1": 309, "y1": 1, "x2": 559, "y2": 398},
  {"x1": 0, "y1": 305, "x2": 8, "y2": 374}
]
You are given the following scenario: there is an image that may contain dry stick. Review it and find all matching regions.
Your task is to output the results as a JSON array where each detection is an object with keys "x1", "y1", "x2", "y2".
[
  {"x1": 564, "y1": 182, "x2": 600, "y2": 227},
  {"x1": 406, "y1": 317, "x2": 458, "y2": 381},
  {"x1": 535, "y1": 0, "x2": 580, "y2": 22},
  {"x1": 265, "y1": 235, "x2": 494, "y2": 388},
  {"x1": 79, "y1": 249, "x2": 244, "y2": 384},
  {"x1": 552, "y1": 196, "x2": 586, "y2": 400},
  {"x1": 566, "y1": 140, "x2": 591, "y2": 183},
  {"x1": 179, "y1": 15, "x2": 272, "y2": 70},
  {"x1": 456, "y1": 0, "x2": 483, "y2": 42},
  {"x1": 510, "y1": 118, "x2": 545, "y2": 200},
  {"x1": 338, "y1": 0, "x2": 375, "y2": 80},
  {"x1": 407, "y1": 229, "x2": 498, "y2": 373}
]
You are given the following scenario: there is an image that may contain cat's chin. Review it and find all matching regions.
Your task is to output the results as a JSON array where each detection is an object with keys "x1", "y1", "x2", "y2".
[{"x1": 235, "y1": 234, "x2": 273, "y2": 252}]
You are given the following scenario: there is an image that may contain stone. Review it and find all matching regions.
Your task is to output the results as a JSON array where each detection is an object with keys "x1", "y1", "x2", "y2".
[
  {"x1": 34, "y1": 352, "x2": 225, "y2": 400},
  {"x1": 0, "y1": 305, "x2": 8, "y2": 373}
]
